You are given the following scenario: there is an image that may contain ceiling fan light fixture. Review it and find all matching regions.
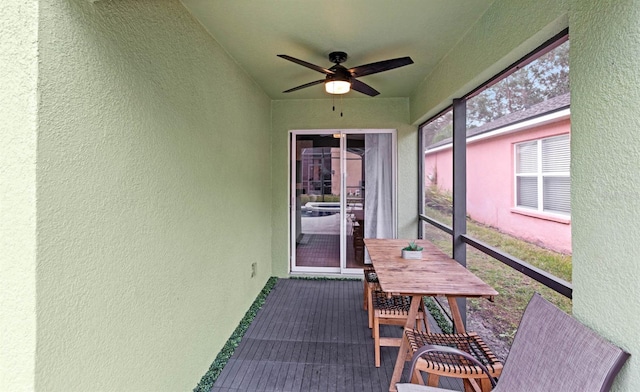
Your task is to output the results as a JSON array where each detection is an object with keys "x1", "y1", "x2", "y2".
[
  {"x1": 279, "y1": 51, "x2": 412, "y2": 97},
  {"x1": 325, "y1": 80, "x2": 351, "y2": 94}
]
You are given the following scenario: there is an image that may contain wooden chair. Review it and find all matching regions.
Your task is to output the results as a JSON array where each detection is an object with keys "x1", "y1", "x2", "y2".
[
  {"x1": 372, "y1": 290, "x2": 427, "y2": 368},
  {"x1": 362, "y1": 265, "x2": 382, "y2": 331},
  {"x1": 362, "y1": 264, "x2": 377, "y2": 310},
  {"x1": 397, "y1": 343, "x2": 495, "y2": 392},
  {"x1": 397, "y1": 293, "x2": 630, "y2": 392},
  {"x1": 401, "y1": 329, "x2": 502, "y2": 391}
]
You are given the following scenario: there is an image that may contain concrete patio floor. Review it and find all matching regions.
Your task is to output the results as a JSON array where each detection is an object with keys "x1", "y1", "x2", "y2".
[{"x1": 210, "y1": 279, "x2": 462, "y2": 392}]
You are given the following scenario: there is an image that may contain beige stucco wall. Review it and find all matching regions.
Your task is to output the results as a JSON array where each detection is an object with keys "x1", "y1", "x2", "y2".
[
  {"x1": 271, "y1": 98, "x2": 416, "y2": 277},
  {"x1": 570, "y1": 1, "x2": 640, "y2": 390},
  {"x1": 0, "y1": 0, "x2": 38, "y2": 390},
  {"x1": 32, "y1": 0, "x2": 272, "y2": 390}
]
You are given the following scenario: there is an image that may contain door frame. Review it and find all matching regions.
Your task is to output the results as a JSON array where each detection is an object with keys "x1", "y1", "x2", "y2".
[{"x1": 288, "y1": 129, "x2": 397, "y2": 275}]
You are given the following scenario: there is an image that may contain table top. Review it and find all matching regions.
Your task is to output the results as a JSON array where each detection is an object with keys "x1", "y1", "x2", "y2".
[{"x1": 364, "y1": 238, "x2": 498, "y2": 299}]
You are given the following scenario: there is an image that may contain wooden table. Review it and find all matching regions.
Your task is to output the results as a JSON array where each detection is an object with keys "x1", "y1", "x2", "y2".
[{"x1": 364, "y1": 238, "x2": 498, "y2": 392}]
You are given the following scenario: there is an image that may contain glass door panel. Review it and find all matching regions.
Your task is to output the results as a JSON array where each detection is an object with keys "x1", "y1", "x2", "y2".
[
  {"x1": 345, "y1": 135, "x2": 365, "y2": 269},
  {"x1": 292, "y1": 134, "x2": 341, "y2": 272},
  {"x1": 344, "y1": 132, "x2": 395, "y2": 271},
  {"x1": 291, "y1": 130, "x2": 396, "y2": 274}
]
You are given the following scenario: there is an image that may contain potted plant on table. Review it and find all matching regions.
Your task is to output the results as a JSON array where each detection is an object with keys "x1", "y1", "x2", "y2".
[{"x1": 401, "y1": 241, "x2": 423, "y2": 259}]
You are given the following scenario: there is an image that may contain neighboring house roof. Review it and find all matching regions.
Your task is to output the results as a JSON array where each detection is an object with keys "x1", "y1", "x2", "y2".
[{"x1": 427, "y1": 92, "x2": 571, "y2": 150}]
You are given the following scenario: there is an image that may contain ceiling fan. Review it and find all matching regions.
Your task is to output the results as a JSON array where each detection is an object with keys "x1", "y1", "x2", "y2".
[{"x1": 277, "y1": 51, "x2": 413, "y2": 96}]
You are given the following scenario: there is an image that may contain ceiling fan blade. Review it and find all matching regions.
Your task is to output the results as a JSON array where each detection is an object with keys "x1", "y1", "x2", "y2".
[
  {"x1": 348, "y1": 57, "x2": 414, "y2": 78},
  {"x1": 351, "y1": 79, "x2": 380, "y2": 97},
  {"x1": 277, "y1": 55, "x2": 335, "y2": 75},
  {"x1": 283, "y1": 79, "x2": 325, "y2": 93}
]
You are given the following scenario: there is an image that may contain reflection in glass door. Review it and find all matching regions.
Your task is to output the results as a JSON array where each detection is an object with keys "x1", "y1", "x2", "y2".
[
  {"x1": 292, "y1": 134, "x2": 342, "y2": 272},
  {"x1": 290, "y1": 130, "x2": 396, "y2": 274},
  {"x1": 345, "y1": 136, "x2": 365, "y2": 270}
]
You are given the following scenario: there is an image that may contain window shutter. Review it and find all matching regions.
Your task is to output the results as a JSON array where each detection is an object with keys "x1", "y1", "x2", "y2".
[
  {"x1": 517, "y1": 177, "x2": 538, "y2": 209},
  {"x1": 516, "y1": 141, "x2": 538, "y2": 174},
  {"x1": 542, "y1": 135, "x2": 570, "y2": 173},
  {"x1": 543, "y1": 177, "x2": 571, "y2": 214}
]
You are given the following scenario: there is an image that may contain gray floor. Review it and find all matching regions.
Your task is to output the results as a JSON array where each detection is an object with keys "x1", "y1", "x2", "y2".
[{"x1": 211, "y1": 279, "x2": 462, "y2": 392}]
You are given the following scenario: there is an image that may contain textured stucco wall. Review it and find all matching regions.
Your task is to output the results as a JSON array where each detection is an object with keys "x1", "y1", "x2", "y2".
[
  {"x1": 35, "y1": 0, "x2": 271, "y2": 390},
  {"x1": 6, "y1": 0, "x2": 638, "y2": 391},
  {"x1": 570, "y1": 1, "x2": 640, "y2": 390},
  {"x1": 410, "y1": 0, "x2": 638, "y2": 389},
  {"x1": 271, "y1": 98, "x2": 415, "y2": 277},
  {"x1": 0, "y1": 1, "x2": 38, "y2": 390},
  {"x1": 410, "y1": 0, "x2": 569, "y2": 124}
]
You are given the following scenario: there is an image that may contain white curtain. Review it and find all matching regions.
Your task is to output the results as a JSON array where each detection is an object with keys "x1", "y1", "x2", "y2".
[{"x1": 364, "y1": 133, "x2": 393, "y2": 241}]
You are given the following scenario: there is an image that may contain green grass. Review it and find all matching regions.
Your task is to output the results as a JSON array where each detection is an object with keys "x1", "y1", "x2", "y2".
[
  {"x1": 466, "y1": 222, "x2": 571, "y2": 282},
  {"x1": 423, "y1": 207, "x2": 572, "y2": 345}
]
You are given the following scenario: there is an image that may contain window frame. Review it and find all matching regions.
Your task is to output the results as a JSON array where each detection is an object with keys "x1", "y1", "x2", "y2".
[{"x1": 514, "y1": 133, "x2": 571, "y2": 218}]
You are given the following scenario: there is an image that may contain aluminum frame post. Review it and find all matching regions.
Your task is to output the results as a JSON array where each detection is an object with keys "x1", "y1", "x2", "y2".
[{"x1": 452, "y1": 98, "x2": 467, "y2": 331}]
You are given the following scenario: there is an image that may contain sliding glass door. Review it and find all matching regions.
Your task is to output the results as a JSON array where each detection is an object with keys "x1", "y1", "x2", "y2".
[{"x1": 290, "y1": 130, "x2": 396, "y2": 274}]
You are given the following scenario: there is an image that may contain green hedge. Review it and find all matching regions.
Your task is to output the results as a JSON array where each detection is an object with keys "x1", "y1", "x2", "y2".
[
  {"x1": 299, "y1": 194, "x2": 341, "y2": 204},
  {"x1": 193, "y1": 277, "x2": 278, "y2": 392}
]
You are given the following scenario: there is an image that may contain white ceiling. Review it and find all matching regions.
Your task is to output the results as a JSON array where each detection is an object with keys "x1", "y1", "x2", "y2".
[{"x1": 180, "y1": 0, "x2": 495, "y2": 100}]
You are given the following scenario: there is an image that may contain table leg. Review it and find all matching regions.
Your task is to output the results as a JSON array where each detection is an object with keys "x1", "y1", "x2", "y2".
[
  {"x1": 447, "y1": 296, "x2": 466, "y2": 334},
  {"x1": 388, "y1": 295, "x2": 422, "y2": 392}
]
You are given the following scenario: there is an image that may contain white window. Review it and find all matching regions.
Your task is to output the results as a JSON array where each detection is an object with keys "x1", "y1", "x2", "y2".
[{"x1": 515, "y1": 134, "x2": 570, "y2": 216}]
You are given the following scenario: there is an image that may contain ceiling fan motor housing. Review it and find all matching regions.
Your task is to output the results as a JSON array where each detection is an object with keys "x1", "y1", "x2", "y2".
[
  {"x1": 329, "y1": 51, "x2": 348, "y2": 64},
  {"x1": 326, "y1": 67, "x2": 352, "y2": 83}
]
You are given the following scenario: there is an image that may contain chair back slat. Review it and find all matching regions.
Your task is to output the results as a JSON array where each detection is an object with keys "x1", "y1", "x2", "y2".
[{"x1": 494, "y1": 293, "x2": 629, "y2": 392}]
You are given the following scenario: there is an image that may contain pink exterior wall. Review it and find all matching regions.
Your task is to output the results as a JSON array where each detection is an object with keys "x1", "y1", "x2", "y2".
[
  {"x1": 425, "y1": 118, "x2": 571, "y2": 254},
  {"x1": 331, "y1": 149, "x2": 362, "y2": 196}
]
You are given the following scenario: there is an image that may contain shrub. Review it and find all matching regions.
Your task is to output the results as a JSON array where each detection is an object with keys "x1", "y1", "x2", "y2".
[
  {"x1": 425, "y1": 185, "x2": 453, "y2": 214},
  {"x1": 299, "y1": 194, "x2": 340, "y2": 204}
]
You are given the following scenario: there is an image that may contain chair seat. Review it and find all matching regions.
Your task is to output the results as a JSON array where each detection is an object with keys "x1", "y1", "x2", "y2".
[
  {"x1": 405, "y1": 329, "x2": 502, "y2": 377},
  {"x1": 396, "y1": 384, "x2": 457, "y2": 392},
  {"x1": 373, "y1": 291, "x2": 419, "y2": 317},
  {"x1": 404, "y1": 328, "x2": 502, "y2": 391}
]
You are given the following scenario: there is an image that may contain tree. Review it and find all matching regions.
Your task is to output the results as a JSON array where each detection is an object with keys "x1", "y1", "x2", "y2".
[
  {"x1": 467, "y1": 40, "x2": 569, "y2": 129},
  {"x1": 422, "y1": 109, "x2": 453, "y2": 146}
]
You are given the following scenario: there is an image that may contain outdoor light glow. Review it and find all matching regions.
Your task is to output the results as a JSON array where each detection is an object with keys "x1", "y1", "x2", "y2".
[{"x1": 325, "y1": 80, "x2": 351, "y2": 94}]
